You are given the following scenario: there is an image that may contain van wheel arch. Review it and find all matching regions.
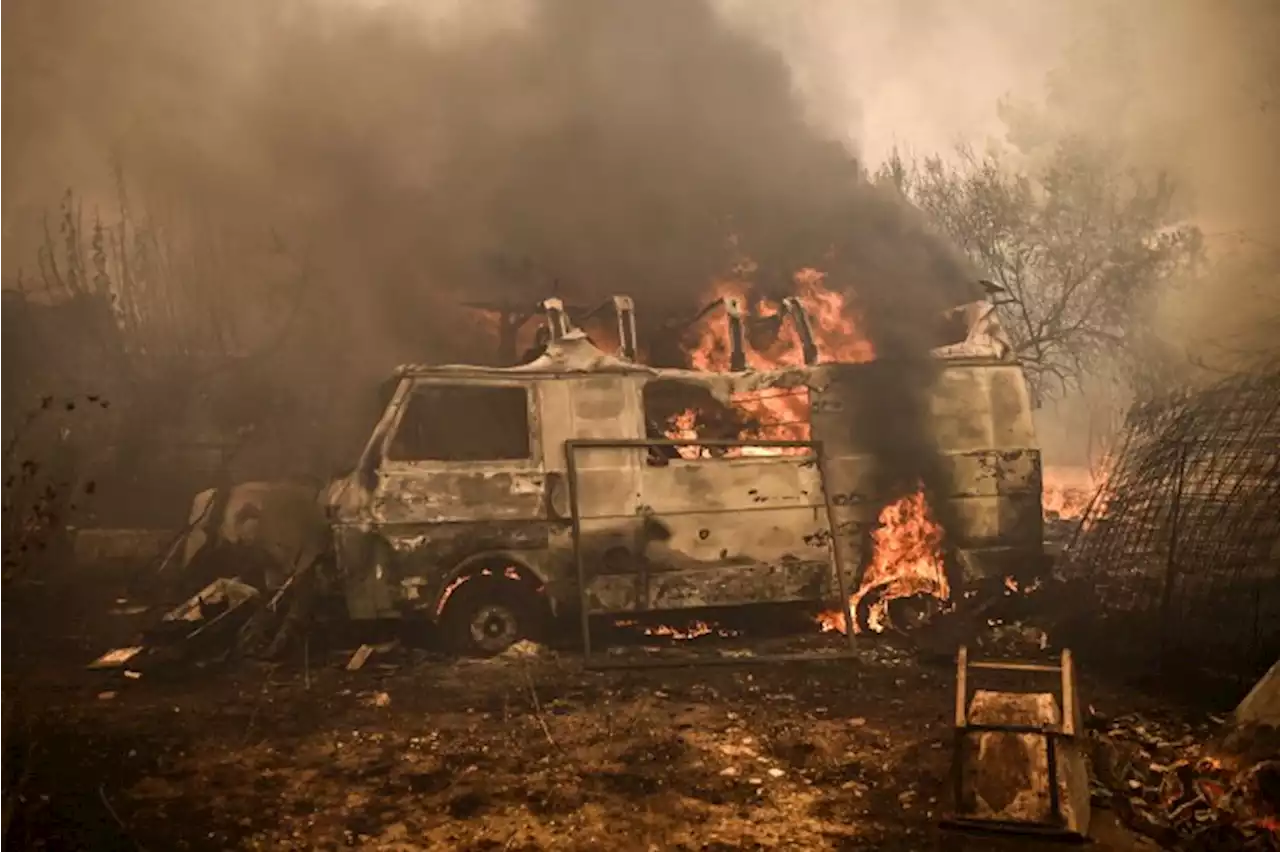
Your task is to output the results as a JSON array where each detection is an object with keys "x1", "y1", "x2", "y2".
[{"x1": 434, "y1": 554, "x2": 550, "y2": 656}]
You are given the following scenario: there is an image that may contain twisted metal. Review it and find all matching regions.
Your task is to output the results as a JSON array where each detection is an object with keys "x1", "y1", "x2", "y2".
[{"x1": 1064, "y1": 368, "x2": 1280, "y2": 678}]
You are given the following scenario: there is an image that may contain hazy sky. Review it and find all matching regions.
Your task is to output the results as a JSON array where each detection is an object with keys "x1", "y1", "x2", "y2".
[
  {"x1": 339, "y1": 0, "x2": 1076, "y2": 162},
  {"x1": 716, "y1": 0, "x2": 1072, "y2": 164}
]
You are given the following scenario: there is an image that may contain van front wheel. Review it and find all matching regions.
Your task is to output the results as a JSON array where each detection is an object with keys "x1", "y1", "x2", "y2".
[{"x1": 440, "y1": 577, "x2": 533, "y2": 656}]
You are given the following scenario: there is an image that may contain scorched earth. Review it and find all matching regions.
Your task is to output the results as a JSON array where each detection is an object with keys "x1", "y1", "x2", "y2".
[{"x1": 3, "y1": 578, "x2": 1178, "y2": 852}]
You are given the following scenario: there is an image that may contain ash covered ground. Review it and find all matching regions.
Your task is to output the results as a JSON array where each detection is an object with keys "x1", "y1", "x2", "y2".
[{"x1": 3, "y1": 573, "x2": 1223, "y2": 852}]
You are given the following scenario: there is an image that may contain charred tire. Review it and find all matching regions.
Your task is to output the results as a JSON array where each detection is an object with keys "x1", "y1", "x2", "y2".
[{"x1": 439, "y1": 576, "x2": 541, "y2": 657}]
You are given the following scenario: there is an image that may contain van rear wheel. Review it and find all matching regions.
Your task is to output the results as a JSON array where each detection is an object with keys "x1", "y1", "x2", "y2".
[{"x1": 440, "y1": 577, "x2": 533, "y2": 656}]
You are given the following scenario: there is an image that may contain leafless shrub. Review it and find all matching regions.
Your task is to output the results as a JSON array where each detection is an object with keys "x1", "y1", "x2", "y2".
[
  {"x1": 3, "y1": 181, "x2": 311, "y2": 533},
  {"x1": 878, "y1": 140, "x2": 1204, "y2": 404}
]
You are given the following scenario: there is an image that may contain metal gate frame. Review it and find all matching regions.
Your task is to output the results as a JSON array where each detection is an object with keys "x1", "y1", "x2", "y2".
[{"x1": 564, "y1": 436, "x2": 860, "y2": 669}]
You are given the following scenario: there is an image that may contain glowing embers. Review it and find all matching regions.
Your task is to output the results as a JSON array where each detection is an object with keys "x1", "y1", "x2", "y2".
[
  {"x1": 611, "y1": 619, "x2": 741, "y2": 641},
  {"x1": 818, "y1": 488, "x2": 950, "y2": 635}
]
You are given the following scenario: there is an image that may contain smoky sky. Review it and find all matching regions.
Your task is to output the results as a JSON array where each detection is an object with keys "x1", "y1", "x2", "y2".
[{"x1": 2, "y1": 0, "x2": 976, "y2": 372}]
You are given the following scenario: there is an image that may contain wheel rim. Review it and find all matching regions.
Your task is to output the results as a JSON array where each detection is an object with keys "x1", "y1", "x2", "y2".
[{"x1": 469, "y1": 604, "x2": 520, "y2": 652}]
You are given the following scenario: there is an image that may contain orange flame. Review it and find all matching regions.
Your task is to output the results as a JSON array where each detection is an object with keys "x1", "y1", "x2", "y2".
[
  {"x1": 676, "y1": 268, "x2": 949, "y2": 635},
  {"x1": 670, "y1": 268, "x2": 875, "y2": 457},
  {"x1": 818, "y1": 489, "x2": 950, "y2": 634},
  {"x1": 1042, "y1": 465, "x2": 1097, "y2": 520}
]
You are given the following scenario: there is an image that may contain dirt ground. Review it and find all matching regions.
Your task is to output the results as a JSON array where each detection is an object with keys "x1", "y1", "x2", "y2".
[{"x1": 2, "y1": 575, "x2": 1213, "y2": 851}]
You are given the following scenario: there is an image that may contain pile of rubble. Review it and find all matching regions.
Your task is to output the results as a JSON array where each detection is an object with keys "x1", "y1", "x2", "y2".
[{"x1": 1089, "y1": 711, "x2": 1279, "y2": 850}]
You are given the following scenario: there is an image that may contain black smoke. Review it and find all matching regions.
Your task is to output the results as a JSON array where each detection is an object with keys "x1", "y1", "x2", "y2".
[
  {"x1": 4, "y1": 0, "x2": 976, "y2": 363},
  {"x1": 4, "y1": 0, "x2": 975, "y2": 532}
]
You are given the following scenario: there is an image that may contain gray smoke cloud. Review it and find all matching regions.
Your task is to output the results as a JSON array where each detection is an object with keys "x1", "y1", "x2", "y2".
[
  {"x1": 3, "y1": 0, "x2": 977, "y2": 378},
  {"x1": 730, "y1": 0, "x2": 1280, "y2": 369}
]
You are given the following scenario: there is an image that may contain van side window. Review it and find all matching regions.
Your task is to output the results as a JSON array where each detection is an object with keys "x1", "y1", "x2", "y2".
[
  {"x1": 387, "y1": 385, "x2": 531, "y2": 462},
  {"x1": 642, "y1": 378, "x2": 752, "y2": 462}
]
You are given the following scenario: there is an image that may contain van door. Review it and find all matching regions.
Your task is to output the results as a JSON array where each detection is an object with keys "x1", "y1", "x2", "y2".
[
  {"x1": 372, "y1": 379, "x2": 545, "y2": 526},
  {"x1": 538, "y1": 375, "x2": 647, "y2": 609},
  {"x1": 353, "y1": 378, "x2": 547, "y2": 614}
]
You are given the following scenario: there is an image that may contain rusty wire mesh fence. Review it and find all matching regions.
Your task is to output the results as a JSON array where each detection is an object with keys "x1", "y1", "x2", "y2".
[{"x1": 1062, "y1": 368, "x2": 1280, "y2": 681}]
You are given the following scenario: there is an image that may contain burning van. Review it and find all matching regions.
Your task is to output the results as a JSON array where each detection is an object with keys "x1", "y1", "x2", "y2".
[{"x1": 322, "y1": 290, "x2": 1045, "y2": 655}]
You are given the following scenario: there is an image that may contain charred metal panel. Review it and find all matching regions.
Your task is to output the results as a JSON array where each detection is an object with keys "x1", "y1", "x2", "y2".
[
  {"x1": 580, "y1": 560, "x2": 830, "y2": 614},
  {"x1": 565, "y1": 443, "x2": 840, "y2": 613},
  {"x1": 387, "y1": 522, "x2": 554, "y2": 609},
  {"x1": 583, "y1": 572, "x2": 642, "y2": 613},
  {"x1": 929, "y1": 364, "x2": 1038, "y2": 453},
  {"x1": 988, "y1": 367, "x2": 1037, "y2": 447},
  {"x1": 543, "y1": 375, "x2": 646, "y2": 589},
  {"x1": 940, "y1": 449, "x2": 1041, "y2": 498},
  {"x1": 535, "y1": 379, "x2": 574, "y2": 470},
  {"x1": 371, "y1": 470, "x2": 547, "y2": 525},
  {"x1": 929, "y1": 368, "x2": 996, "y2": 451},
  {"x1": 340, "y1": 520, "x2": 557, "y2": 619},
  {"x1": 637, "y1": 458, "x2": 824, "y2": 514},
  {"x1": 336, "y1": 526, "x2": 398, "y2": 619},
  {"x1": 930, "y1": 368, "x2": 1042, "y2": 559},
  {"x1": 947, "y1": 494, "x2": 1043, "y2": 548},
  {"x1": 811, "y1": 360, "x2": 1044, "y2": 587},
  {"x1": 560, "y1": 376, "x2": 644, "y2": 517},
  {"x1": 808, "y1": 376, "x2": 877, "y2": 591},
  {"x1": 954, "y1": 546, "x2": 1042, "y2": 584},
  {"x1": 635, "y1": 459, "x2": 831, "y2": 572},
  {"x1": 645, "y1": 561, "x2": 829, "y2": 610},
  {"x1": 938, "y1": 451, "x2": 1042, "y2": 551},
  {"x1": 639, "y1": 508, "x2": 829, "y2": 569},
  {"x1": 384, "y1": 522, "x2": 552, "y2": 566}
]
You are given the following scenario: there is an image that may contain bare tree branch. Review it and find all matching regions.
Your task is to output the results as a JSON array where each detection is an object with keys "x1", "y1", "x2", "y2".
[{"x1": 887, "y1": 139, "x2": 1202, "y2": 402}]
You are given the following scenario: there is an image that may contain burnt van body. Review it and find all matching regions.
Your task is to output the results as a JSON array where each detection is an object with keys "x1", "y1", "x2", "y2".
[{"x1": 324, "y1": 298, "x2": 1043, "y2": 655}]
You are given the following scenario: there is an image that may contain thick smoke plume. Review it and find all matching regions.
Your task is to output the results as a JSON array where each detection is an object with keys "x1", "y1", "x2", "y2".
[
  {"x1": 3, "y1": 0, "x2": 976, "y2": 376},
  {"x1": 4, "y1": 0, "x2": 977, "y2": 523}
]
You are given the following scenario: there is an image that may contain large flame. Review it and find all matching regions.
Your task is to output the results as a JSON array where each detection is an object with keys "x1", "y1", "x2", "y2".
[
  {"x1": 670, "y1": 268, "x2": 875, "y2": 458},
  {"x1": 818, "y1": 489, "x2": 950, "y2": 634},
  {"x1": 678, "y1": 269, "x2": 949, "y2": 634}
]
